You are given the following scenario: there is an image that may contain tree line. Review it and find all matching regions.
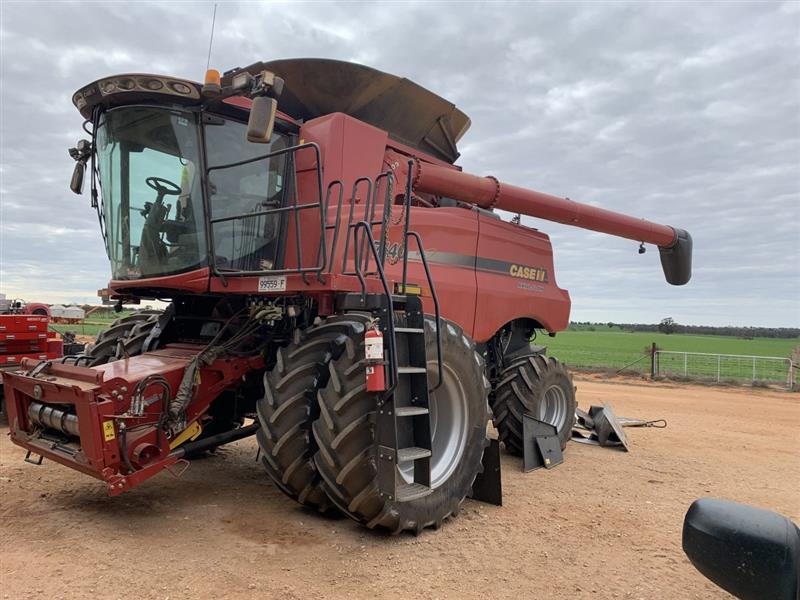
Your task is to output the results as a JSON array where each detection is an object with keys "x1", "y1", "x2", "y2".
[{"x1": 569, "y1": 319, "x2": 800, "y2": 339}]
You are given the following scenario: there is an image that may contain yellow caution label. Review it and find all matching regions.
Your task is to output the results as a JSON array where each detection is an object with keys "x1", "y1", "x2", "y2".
[
  {"x1": 102, "y1": 420, "x2": 116, "y2": 441},
  {"x1": 395, "y1": 282, "x2": 422, "y2": 295}
]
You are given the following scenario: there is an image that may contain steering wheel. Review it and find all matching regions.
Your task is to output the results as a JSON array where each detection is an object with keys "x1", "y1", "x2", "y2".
[{"x1": 145, "y1": 176, "x2": 182, "y2": 197}]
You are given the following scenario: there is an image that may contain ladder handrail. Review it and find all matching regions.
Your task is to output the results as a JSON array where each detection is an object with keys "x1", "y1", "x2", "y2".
[
  {"x1": 351, "y1": 220, "x2": 399, "y2": 395},
  {"x1": 400, "y1": 159, "x2": 442, "y2": 391},
  {"x1": 404, "y1": 230, "x2": 443, "y2": 391}
]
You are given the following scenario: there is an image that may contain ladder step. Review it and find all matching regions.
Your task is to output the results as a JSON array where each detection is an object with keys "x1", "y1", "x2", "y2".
[
  {"x1": 395, "y1": 406, "x2": 430, "y2": 417},
  {"x1": 396, "y1": 482, "x2": 433, "y2": 502},
  {"x1": 397, "y1": 446, "x2": 432, "y2": 462},
  {"x1": 394, "y1": 327, "x2": 424, "y2": 334},
  {"x1": 397, "y1": 366, "x2": 427, "y2": 374}
]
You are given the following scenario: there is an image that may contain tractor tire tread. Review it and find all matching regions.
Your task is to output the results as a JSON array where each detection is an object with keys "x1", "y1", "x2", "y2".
[
  {"x1": 255, "y1": 313, "x2": 371, "y2": 513},
  {"x1": 313, "y1": 316, "x2": 491, "y2": 534},
  {"x1": 492, "y1": 353, "x2": 576, "y2": 456}
]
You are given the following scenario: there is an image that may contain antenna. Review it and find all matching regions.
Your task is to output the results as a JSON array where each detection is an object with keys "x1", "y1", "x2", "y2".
[{"x1": 205, "y1": 3, "x2": 218, "y2": 72}]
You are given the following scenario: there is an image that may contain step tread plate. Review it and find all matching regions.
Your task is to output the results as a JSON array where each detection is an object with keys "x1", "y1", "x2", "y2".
[
  {"x1": 395, "y1": 406, "x2": 430, "y2": 417},
  {"x1": 397, "y1": 446, "x2": 432, "y2": 462},
  {"x1": 394, "y1": 327, "x2": 424, "y2": 334},
  {"x1": 396, "y1": 482, "x2": 433, "y2": 502},
  {"x1": 397, "y1": 366, "x2": 427, "y2": 374}
]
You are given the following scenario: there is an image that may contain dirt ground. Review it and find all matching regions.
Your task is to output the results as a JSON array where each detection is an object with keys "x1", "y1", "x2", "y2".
[{"x1": 1, "y1": 377, "x2": 798, "y2": 600}]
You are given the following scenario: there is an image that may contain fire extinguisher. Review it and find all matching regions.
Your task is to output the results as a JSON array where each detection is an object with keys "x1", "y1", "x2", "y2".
[{"x1": 364, "y1": 322, "x2": 386, "y2": 392}]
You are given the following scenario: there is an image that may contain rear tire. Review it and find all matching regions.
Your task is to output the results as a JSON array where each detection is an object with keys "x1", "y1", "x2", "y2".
[
  {"x1": 256, "y1": 314, "x2": 371, "y2": 512},
  {"x1": 313, "y1": 316, "x2": 491, "y2": 534},
  {"x1": 492, "y1": 354, "x2": 576, "y2": 455}
]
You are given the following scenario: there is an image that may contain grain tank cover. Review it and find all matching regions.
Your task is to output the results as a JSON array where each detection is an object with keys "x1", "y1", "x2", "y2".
[{"x1": 224, "y1": 58, "x2": 471, "y2": 163}]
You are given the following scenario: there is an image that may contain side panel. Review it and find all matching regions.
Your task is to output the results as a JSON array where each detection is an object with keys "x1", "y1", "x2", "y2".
[
  {"x1": 281, "y1": 113, "x2": 390, "y2": 274},
  {"x1": 384, "y1": 207, "x2": 479, "y2": 337},
  {"x1": 473, "y1": 215, "x2": 570, "y2": 340}
]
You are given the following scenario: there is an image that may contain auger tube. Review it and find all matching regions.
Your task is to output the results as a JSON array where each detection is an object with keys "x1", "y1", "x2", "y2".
[{"x1": 412, "y1": 161, "x2": 692, "y2": 285}]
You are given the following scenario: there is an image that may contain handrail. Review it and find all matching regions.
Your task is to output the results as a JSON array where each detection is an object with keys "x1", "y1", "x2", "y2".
[
  {"x1": 205, "y1": 141, "x2": 326, "y2": 280},
  {"x1": 352, "y1": 221, "x2": 399, "y2": 395},
  {"x1": 405, "y1": 231, "x2": 443, "y2": 391},
  {"x1": 401, "y1": 161, "x2": 413, "y2": 293},
  {"x1": 341, "y1": 177, "x2": 374, "y2": 274}
]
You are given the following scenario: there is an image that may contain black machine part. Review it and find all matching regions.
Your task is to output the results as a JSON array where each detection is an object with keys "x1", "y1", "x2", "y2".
[
  {"x1": 682, "y1": 498, "x2": 800, "y2": 600},
  {"x1": 589, "y1": 403, "x2": 629, "y2": 451},
  {"x1": 170, "y1": 423, "x2": 259, "y2": 459},
  {"x1": 469, "y1": 438, "x2": 502, "y2": 506},
  {"x1": 658, "y1": 227, "x2": 692, "y2": 286},
  {"x1": 522, "y1": 414, "x2": 564, "y2": 472}
]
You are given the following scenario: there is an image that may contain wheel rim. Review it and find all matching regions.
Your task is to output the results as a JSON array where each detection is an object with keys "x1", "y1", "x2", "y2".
[
  {"x1": 540, "y1": 383, "x2": 569, "y2": 430},
  {"x1": 398, "y1": 361, "x2": 469, "y2": 489}
]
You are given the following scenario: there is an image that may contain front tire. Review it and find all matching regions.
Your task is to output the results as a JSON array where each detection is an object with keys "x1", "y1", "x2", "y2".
[
  {"x1": 313, "y1": 316, "x2": 491, "y2": 534},
  {"x1": 255, "y1": 314, "x2": 371, "y2": 512}
]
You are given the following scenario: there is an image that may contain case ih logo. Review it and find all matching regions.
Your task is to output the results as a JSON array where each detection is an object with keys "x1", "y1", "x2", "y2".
[{"x1": 508, "y1": 264, "x2": 548, "y2": 283}]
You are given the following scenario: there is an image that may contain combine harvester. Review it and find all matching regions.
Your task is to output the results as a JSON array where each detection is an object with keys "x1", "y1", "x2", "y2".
[{"x1": 2, "y1": 60, "x2": 691, "y2": 533}]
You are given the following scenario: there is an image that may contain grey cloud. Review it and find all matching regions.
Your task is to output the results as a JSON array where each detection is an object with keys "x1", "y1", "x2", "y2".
[{"x1": 0, "y1": 1, "x2": 798, "y2": 326}]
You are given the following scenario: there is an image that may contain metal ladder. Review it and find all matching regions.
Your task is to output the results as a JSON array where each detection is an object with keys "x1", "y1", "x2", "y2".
[
  {"x1": 375, "y1": 293, "x2": 433, "y2": 501},
  {"x1": 348, "y1": 161, "x2": 443, "y2": 503}
]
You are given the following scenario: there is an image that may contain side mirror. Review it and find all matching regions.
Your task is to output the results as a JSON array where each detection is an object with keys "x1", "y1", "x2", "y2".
[
  {"x1": 70, "y1": 161, "x2": 85, "y2": 195},
  {"x1": 246, "y1": 96, "x2": 277, "y2": 143},
  {"x1": 69, "y1": 138, "x2": 91, "y2": 195},
  {"x1": 682, "y1": 498, "x2": 800, "y2": 600}
]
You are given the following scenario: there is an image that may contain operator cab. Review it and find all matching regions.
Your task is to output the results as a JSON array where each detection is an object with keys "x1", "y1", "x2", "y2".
[
  {"x1": 79, "y1": 101, "x2": 292, "y2": 281},
  {"x1": 68, "y1": 60, "x2": 477, "y2": 288}
]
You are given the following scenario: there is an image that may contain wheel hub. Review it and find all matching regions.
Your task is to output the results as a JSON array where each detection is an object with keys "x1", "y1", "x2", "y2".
[{"x1": 540, "y1": 383, "x2": 569, "y2": 431}]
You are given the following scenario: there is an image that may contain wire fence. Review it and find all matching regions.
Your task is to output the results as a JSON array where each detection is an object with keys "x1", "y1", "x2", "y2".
[
  {"x1": 654, "y1": 351, "x2": 795, "y2": 389},
  {"x1": 554, "y1": 350, "x2": 651, "y2": 374},
  {"x1": 556, "y1": 345, "x2": 796, "y2": 390}
]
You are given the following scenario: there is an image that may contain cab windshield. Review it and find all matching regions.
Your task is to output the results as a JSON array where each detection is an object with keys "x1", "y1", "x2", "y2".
[
  {"x1": 95, "y1": 106, "x2": 291, "y2": 280},
  {"x1": 95, "y1": 107, "x2": 205, "y2": 279}
]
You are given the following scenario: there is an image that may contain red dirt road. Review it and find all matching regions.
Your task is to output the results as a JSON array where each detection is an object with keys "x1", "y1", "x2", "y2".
[{"x1": 1, "y1": 377, "x2": 798, "y2": 599}]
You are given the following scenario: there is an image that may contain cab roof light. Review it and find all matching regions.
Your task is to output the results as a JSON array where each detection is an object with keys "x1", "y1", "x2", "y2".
[
  {"x1": 231, "y1": 71, "x2": 253, "y2": 91},
  {"x1": 202, "y1": 69, "x2": 222, "y2": 97}
]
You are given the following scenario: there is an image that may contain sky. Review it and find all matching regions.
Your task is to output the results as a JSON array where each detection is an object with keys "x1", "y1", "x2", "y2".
[{"x1": 0, "y1": 1, "x2": 798, "y2": 327}]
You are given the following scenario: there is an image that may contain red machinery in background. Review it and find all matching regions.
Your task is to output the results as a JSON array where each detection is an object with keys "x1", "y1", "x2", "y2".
[
  {"x1": 0, "y1": 298, "x2": 87, "y2": 412},
  {"x1": 0, "y1": 296, "x2": 60, "y2": 377},
  {"x1": 0, "y1": 314, "x2": 62, "y2": 369},
  {"x1": 0, "y1": 314, "x2": 62, "y2": 414}
]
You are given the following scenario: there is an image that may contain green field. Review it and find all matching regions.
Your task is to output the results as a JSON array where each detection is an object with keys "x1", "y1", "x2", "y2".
[
  {"x1": 48, "y1": 310, "x2": 137, "y2": 338},
  {"x1": 544, "y1": 327, "x2": 798, "y2": 380},
  {"x1": 55, "y1": 317, "x2": 799, "y2": 359},
  {"x1": 49, "y1": 315, "x2": 797, "y2": 384}
]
